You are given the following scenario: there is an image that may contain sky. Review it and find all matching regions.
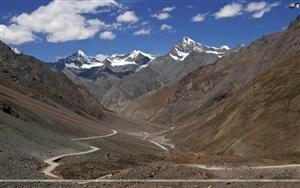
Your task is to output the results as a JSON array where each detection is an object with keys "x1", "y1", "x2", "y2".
[{"x1": 0, "y1": 0, "x2": 299, "y2": 62}]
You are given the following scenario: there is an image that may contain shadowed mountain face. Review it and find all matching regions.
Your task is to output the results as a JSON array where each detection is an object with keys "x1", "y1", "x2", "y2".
[
  {"x1": 170, "y1": 51, "x2": 300, "y2": 157},
  {"x1": 0, "y1": 40, "x2": 104, "y2": 119},
  {"x1": 102, "y1": 37, "x2": 230, "y2": 111},
  {"x1": 122, "y1": 15, "x2": 300, "y2": 124}
]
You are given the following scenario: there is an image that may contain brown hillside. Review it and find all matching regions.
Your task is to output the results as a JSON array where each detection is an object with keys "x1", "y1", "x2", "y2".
[
  {"x1": 0, "y1": 40, "x2": 104, "y2": 119},
  {"x1": 170, "y1": 51, "x2": 300, "y2": 157}
]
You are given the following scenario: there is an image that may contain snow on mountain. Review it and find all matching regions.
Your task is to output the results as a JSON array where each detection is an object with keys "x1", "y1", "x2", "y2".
[
  {"x1": 169, "y1": 37, "x2": 230, "y2": 61},
  {"x1": 95, "y1": 54, "x2": 109, "y2": 61},
  {"x1": 55, "y1": 50, "x2": 155, "y2": 70},
  {"x1": 107, "y1": 57, "x2": 136, "y2": 66},
  {"x1": 220, "y1": 45, "x2": 230, "y2": 50},
  {"x1": 81, "y1": 62, "x2": 104, "y2": 69},
  {"x1": 56, "y1": 50, "x2": 104, "y2": 69},
  {"x1": 129, "y1": 50, "x2": 155, "y2": 60},
  {"x1": 135, "y1": 64, "x2": 150, "y2": 72},
  {"x1": 77, "y1": 49, "x2": 86, "y2": 57},
  {"x1": 11, "y1": 47, "x2": 21, "y2": 55},
  {"x1": 106, "y1": 50, "x2": 155, "y2": 67}
]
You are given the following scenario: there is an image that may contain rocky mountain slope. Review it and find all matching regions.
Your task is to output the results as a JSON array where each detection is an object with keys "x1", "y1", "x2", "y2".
[
  {"x1": 0, "y1": 41, "x2": 105, "y2": 119},
  {"x1": 122, "y1": 15, "x2": 300, "y2": 124},
  {"x1": 170, "y1": 50, "x2": 300, "y2": 157},
  {"x1": 102, "y1": 37, "x2": 230, "y2": 111},
  {"x1": 49, "y1": 50, "x2": 155, "y2": 100}
]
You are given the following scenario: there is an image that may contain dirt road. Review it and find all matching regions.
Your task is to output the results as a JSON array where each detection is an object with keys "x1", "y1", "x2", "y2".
[
  {"x1": 43, "y1": 129, "x2": 118, "y2": 178},
  {"x1": 71, "y1": 129, "x2": 117, "y2": 141},
  {"x1": 43, "y1": 146, "x2": 100, "y2": 178}
]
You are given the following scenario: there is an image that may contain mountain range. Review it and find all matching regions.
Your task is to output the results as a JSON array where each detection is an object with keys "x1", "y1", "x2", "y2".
[
  {"x1": 49, "y1": 37, "x2": 232, "y2": 111},
  {"x1": 1, "y1": 13, "x2": 300, "y2": 185},
  {"x1": 49, "y1": 49, "x2": 155, "y2": 101}
]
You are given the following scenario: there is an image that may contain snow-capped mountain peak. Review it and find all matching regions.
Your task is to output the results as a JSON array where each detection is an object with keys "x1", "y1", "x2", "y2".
[
  {"x1": 181, "y1": 37, "x2": 198, "y2": 46},
  {"x1": 169, "y1": 37, "x2": 203, "y2": 61},
  {"x1": 106, "y1": 50, "x2": 155, "y2": 67},
  {"x1": 57, "y1": 50, "x2": 103, "y2": 69},
  {"x1": 128, "y1": 50, "x2": 155, "y2": 60},
  {"x1": 169, "y1": 37, "x2": 230, "y2": 61},
  {"x1": 76, "y1": 50, "x2": 86, "y2": 57},
  {"x1": 177, "y1": 37, "x2": 200, "y2": 49}
]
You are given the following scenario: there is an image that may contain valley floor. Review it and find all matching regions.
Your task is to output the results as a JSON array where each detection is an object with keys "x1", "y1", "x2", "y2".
[{"x1": 1, "y1": 85, "x2": 299, "y2": 188}]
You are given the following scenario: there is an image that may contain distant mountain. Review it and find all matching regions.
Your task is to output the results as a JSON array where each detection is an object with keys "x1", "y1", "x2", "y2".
[
  {"x1": 52, "y1": 49, "x2": 154, "y2": 71},
  {"x1": 106, "y1": 50, "x2": 155, "y2": 68},
  {"x1": 169, "y1": 37, "x2": 229, "y2": 61},
  {"x1": 49, "y1": 50, "x2": 155, "y2": 101},
  {"x1": 48, "y1": 37, "x2": 230, "y2": 111},
  {"x1": 55, "y1": 50, "x2": 104, "y2": 69},
  {"x1": 102, "y1": 37, "x2": 231, "y2": 111}
]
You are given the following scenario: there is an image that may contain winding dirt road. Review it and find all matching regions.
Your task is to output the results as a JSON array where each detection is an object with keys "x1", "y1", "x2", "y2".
[
  {"x1": 71, "y1": 130, "x2": 118, "y2": 141},
  {"x1": 43, "y1": 129, "x2": 118, "y2": 178},
  {"x1": 43, "y1": 146, "x2": 100, "y2": 178}
]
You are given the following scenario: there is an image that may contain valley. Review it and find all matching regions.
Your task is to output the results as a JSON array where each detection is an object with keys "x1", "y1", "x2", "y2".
[{"x1": 0, "y1": 2, "x2": 299, "y2": 187}]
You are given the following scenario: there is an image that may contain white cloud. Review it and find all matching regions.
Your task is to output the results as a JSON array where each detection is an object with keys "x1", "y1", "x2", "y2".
[
  {"x1": 95, "y1": 54, "x2": 109, "y2": 61},
  {"x1": 99, "y1": 31, "x2": 116, "y2": 40},
  {"x1": 116, "y1": 11, "x2": 139, "y2": 23},
  {"x1": 0, "y1": 0, "x2": 117, "y2": 45},
  {"x1": 160, "y1": 24, "x2": 172, "y2": 31},
  {"x1": 162, "y1": 6, "x2": 176, "y2": 12},
  {"x1": 246, "y1": 1, "x2": 267, "y2": 12},
  {"x1": 191, "y1": 13, "x2": 207, "y2": 22},
  {"x1": 152, "y1": 12, "x2": 171, "y2": 20},
  {"x1": 152, "y1": 6, "x2": 175, "y2": 20},
  {"x1": 0, "y1": 24, "x2": 35, "y2": 45},
  {"x1": 133, "y1": 29, "x2": 151, "y2": 35},
  {"x1": 245, "y1": 1, "x2": 279, "y2": 18},
  {"x1": 214, "y1": 3, "x2": 243, "y2": 19}
]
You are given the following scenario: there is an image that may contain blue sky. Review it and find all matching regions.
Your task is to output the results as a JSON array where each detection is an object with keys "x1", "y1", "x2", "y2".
[{"x1": 0, "y1": 0, "x2": 299, "y2": 62}]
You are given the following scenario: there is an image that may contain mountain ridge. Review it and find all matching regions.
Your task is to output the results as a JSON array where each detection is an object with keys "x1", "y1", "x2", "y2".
[
  {"x1": 101, "y1": 37, "x2": 231, "y2": 111},
  {"x1": 170, "y1": 50, "x2": 300, "y2": 156},
  {"x1": 121, "y1": 14, "x2": 300, "y2": 124}
]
